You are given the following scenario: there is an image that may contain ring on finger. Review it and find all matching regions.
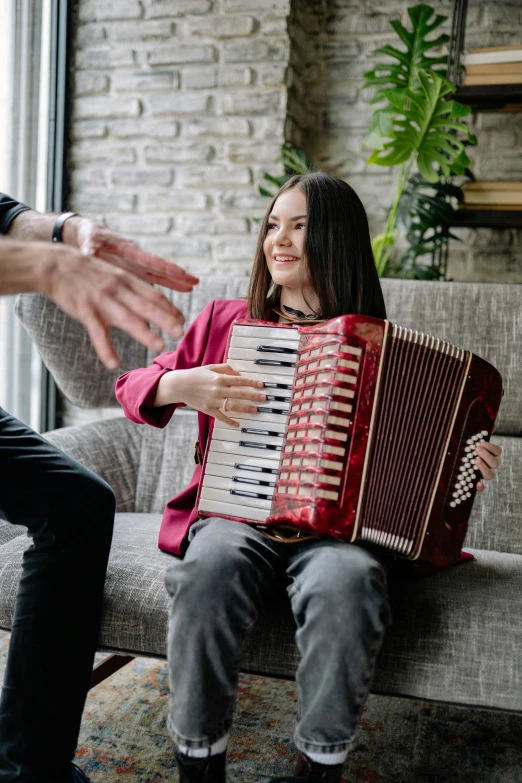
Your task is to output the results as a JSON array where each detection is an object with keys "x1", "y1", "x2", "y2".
[{"x1": 222, "y1": 397, "x2": 229, "y2": 412}]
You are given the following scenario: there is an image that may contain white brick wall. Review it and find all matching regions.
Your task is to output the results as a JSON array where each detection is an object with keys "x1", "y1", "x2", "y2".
[
  {"x1": 70, "y1": 0, "x2": 522, "y2": 282},
  {"x1": 70, "y1": 0, "x2": 291, "y2": 275}
]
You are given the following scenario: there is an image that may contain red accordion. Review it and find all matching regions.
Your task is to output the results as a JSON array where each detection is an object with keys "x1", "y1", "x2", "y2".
[{"x1": 196, "y1": 315, "x2": 502, "y2": 567}]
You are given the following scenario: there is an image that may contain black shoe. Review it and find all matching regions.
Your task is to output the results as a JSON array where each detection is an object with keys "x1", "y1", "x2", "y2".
[
  {"x1": 175, "y1": 750, "x2": 227, "y2": 783},
  {"x1": 71, "y1": 763, "x2": 90, "y2": 782},
  {"x1": 269, "y1": 752, "x2": 344, "y2": 782}
]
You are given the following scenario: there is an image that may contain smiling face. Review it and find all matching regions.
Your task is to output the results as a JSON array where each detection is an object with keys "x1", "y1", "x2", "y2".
[{"x1": 262, "y1": 187, "x2": 319, "y2": 315}]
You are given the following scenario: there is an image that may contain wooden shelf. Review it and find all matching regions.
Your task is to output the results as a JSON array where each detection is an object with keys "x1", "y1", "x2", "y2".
[
  {"x1": 451, "y1": 209, "x2": 522, "y2": 228},
  {"x1": 452, "y1": 84, "x2": 522, "y2": 112}
]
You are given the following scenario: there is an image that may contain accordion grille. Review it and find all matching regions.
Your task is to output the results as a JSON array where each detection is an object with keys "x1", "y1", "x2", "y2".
[{"x1": 359, "y1": 326, "x2": 467, "y2": 556}]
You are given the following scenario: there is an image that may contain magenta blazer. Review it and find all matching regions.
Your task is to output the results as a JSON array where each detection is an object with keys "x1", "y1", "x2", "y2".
[{"x1": 116, "y1": 299, "x2": 250, "y2": 555}]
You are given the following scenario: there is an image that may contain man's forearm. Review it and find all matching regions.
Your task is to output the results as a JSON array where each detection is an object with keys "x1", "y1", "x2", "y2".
[
  {"x1": 0, "y1": 238, "x2": 52, "y2": 295},
  {"x1": 7, "y1": 209, "x2": 59, "y2": 242},
  {"x1": 7, "y1": 208, "x2": 84, "y2": 249}
]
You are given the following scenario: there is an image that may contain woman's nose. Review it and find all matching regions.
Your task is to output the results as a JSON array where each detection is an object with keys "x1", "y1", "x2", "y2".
[{"x1": 273, "y1": 226, "x2": 291, "y2": 245}]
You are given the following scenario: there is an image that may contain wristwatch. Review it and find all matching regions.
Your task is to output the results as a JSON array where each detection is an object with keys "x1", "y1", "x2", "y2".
[{"x1": 52, "y1": 211, "x2": 77, "y2": 243}]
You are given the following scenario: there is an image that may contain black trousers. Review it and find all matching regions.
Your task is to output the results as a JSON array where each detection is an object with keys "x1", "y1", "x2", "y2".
[{"x1": 0, "y1": 408, "x2": 115, "y2": 783}]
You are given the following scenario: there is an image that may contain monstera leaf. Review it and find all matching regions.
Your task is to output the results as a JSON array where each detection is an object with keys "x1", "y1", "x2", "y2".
[
  {"x1": 363, "y1": 4, "x2": 449, "y2": 151},
  {"x1": 394, "y1": 172, "x2": 465, "y2": 278},
  {"x1": 363, "y1": 4, "x2": 449, "y2": 95},
  {"x1": 368, "y1": 71, "x2": 473, "y2": 183},
  {"x1": 397, "y1": 172, "x2": 463, "y2": 237},
  {"x1": 258, "y1": 145, "x2": 314, "y2": 198}
]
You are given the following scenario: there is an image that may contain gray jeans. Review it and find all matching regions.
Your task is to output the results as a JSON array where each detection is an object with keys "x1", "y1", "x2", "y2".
[{"x1": 165, "y1": 517, "x2": 391, "y2": 755}]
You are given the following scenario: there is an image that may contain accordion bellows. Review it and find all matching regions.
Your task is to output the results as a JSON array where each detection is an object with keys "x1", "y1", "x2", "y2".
[{"x1": 196, "y1": 316, "x2": 502, "y2": 567}]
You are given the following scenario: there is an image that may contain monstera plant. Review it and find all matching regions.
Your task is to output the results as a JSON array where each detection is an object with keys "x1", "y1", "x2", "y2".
[
  {"x1": 363, "y1": 3, "x2": 475, "y2": 277},
  {"x1": 258, "y1": 145, "x2": 314, "y2": 200}
]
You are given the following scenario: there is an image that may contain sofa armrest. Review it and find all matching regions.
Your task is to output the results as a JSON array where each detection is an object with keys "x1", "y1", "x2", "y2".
[{"x1": 44, "y1": 417, "x2": 143, "y2": 513}]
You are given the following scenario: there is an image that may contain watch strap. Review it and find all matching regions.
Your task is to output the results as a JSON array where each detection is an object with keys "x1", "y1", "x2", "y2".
[{"x1": 52, "y1": 211, "x2": 77, "y2": 243}]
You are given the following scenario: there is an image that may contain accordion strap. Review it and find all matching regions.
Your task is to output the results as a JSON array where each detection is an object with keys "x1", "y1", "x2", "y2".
[{"x1": 256, "y1": 524, "x2": 319, "y2": 544}]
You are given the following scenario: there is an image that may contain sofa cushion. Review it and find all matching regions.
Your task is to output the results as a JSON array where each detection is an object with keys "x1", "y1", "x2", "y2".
[{"x1": 0, "y1": 512, "x2": 520, "y2": 713}]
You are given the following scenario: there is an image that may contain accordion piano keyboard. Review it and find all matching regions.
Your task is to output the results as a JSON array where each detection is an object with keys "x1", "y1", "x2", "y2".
[{"x1": 198, "y1": 324, "x2": 301, "y2": 522}]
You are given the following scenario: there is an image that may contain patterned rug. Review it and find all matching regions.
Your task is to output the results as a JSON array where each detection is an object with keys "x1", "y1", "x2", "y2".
[{"x1": 0, "y1": 633, "x2": 521, "y2": 782}]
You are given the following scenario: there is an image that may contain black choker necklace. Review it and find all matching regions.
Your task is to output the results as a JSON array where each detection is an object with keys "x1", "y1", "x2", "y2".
[{"x1": 282, "y1": 304, "x2": 320, "y2": 320}]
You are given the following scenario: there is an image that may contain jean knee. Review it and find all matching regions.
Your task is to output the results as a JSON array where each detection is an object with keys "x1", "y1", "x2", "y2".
[
  {"x1": 292, "y1": 544, "x2": 388, "y2": 620},
  {"x1": 165, "y1": 522, "x2": 262, "y2": 615}
]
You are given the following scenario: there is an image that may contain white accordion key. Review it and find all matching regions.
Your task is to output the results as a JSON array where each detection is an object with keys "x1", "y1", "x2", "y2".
[
  {"x1": 209, "y1": 439, "x2": 282, "y2": 464},
  {"x1": 198, "y1": 490, "x2": 271, "y2": 520},
  {"x1": 232, "y1": 325, "x2": 301, "y2": 344},
  {"x1": 203, "y1": 474, "x2": 274, "y2": 500}
]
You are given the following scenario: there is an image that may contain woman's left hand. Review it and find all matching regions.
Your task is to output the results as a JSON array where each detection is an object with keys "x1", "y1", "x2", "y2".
[{"x1": 475, "y1": 440, "x2": 502, "y2": 491}]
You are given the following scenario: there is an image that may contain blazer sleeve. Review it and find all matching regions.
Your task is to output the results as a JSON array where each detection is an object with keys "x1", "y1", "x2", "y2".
[
  {"x1": 115, "y1": 299, "x2": 216, "y2": 428},
  {"x1": 0, "y1": 193, "x2": 31, "y2": 235}
]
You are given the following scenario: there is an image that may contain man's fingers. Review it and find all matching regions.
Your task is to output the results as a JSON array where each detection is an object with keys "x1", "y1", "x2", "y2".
[
  {"x1": 119, "y1": 285, "x2": 186, "y2": 339},
  {"x1": 92, "y1": 231, "x2": 200, "y2": 288},
  {"x1": 98, "y1": 299, "x2": 166, "y2": 353},
  {"x1": 97, "y1": 250, "x2": 196, "y2": 291},
  {"x1": 83, "y1": 315, "x2": 120, "y2": 369},
  {"x1": 108, "y1": 239, "x2": 200, "y2": 285}
]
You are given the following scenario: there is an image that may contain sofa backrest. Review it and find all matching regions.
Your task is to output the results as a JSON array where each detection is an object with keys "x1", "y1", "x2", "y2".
[{"x1": 16, "y1": 277, "x2": 522, "y2": 435}]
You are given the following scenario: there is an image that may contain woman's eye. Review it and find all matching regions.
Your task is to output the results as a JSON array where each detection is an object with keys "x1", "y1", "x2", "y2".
[
  {"x1": 267, "y1": 223, "x2": 277, "y2": 231},
  {"x1": 296, "y1": 223, "x2": 306, "y2": 230}
]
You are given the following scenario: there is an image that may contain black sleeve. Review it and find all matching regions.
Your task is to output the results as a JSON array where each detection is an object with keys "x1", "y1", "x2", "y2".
[{"x1": 0, "y1": 193, "x2": 31, "y2": 235}]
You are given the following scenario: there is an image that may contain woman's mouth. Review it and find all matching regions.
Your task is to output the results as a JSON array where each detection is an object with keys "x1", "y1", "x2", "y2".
[{"x1": 273, "y1": 255, "x2": 299, "y2": 264}]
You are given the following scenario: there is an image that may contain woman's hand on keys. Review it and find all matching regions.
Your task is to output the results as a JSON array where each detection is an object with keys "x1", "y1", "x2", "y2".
[{"x1": 176, "y1": 363, "x2": 267, "y2": 426}]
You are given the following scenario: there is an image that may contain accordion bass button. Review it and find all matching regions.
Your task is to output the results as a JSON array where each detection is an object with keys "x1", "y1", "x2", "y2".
[{"x1": 450, "y1": 502, "x2": 456, "y2": 508}]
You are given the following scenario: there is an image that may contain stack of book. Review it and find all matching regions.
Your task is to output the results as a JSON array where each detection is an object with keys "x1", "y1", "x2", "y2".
[
  {"x1": 461, "y1": 181, "x2": 522, "y2": 211},
  {"x1": 462, "y1": 46, "x2": 522, "y2": 86}
]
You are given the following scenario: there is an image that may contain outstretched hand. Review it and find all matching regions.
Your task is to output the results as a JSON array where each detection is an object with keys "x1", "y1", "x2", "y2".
[
  {"x1": 37, "y1": 242, "x2": 193, "y2": 369},
  {"x1": 71, "y1": 218, "x2": 199, "y2": 292}
]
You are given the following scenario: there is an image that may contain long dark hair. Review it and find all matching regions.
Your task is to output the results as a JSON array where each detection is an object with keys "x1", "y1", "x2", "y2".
[{"x1": 247, "y1": 172, "x2": 386, "y2": 320}]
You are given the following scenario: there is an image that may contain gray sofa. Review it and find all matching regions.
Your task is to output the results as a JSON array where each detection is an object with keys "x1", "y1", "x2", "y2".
[{"x1": 2, "y1": 277, "x2": 521, "y2": 714}]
